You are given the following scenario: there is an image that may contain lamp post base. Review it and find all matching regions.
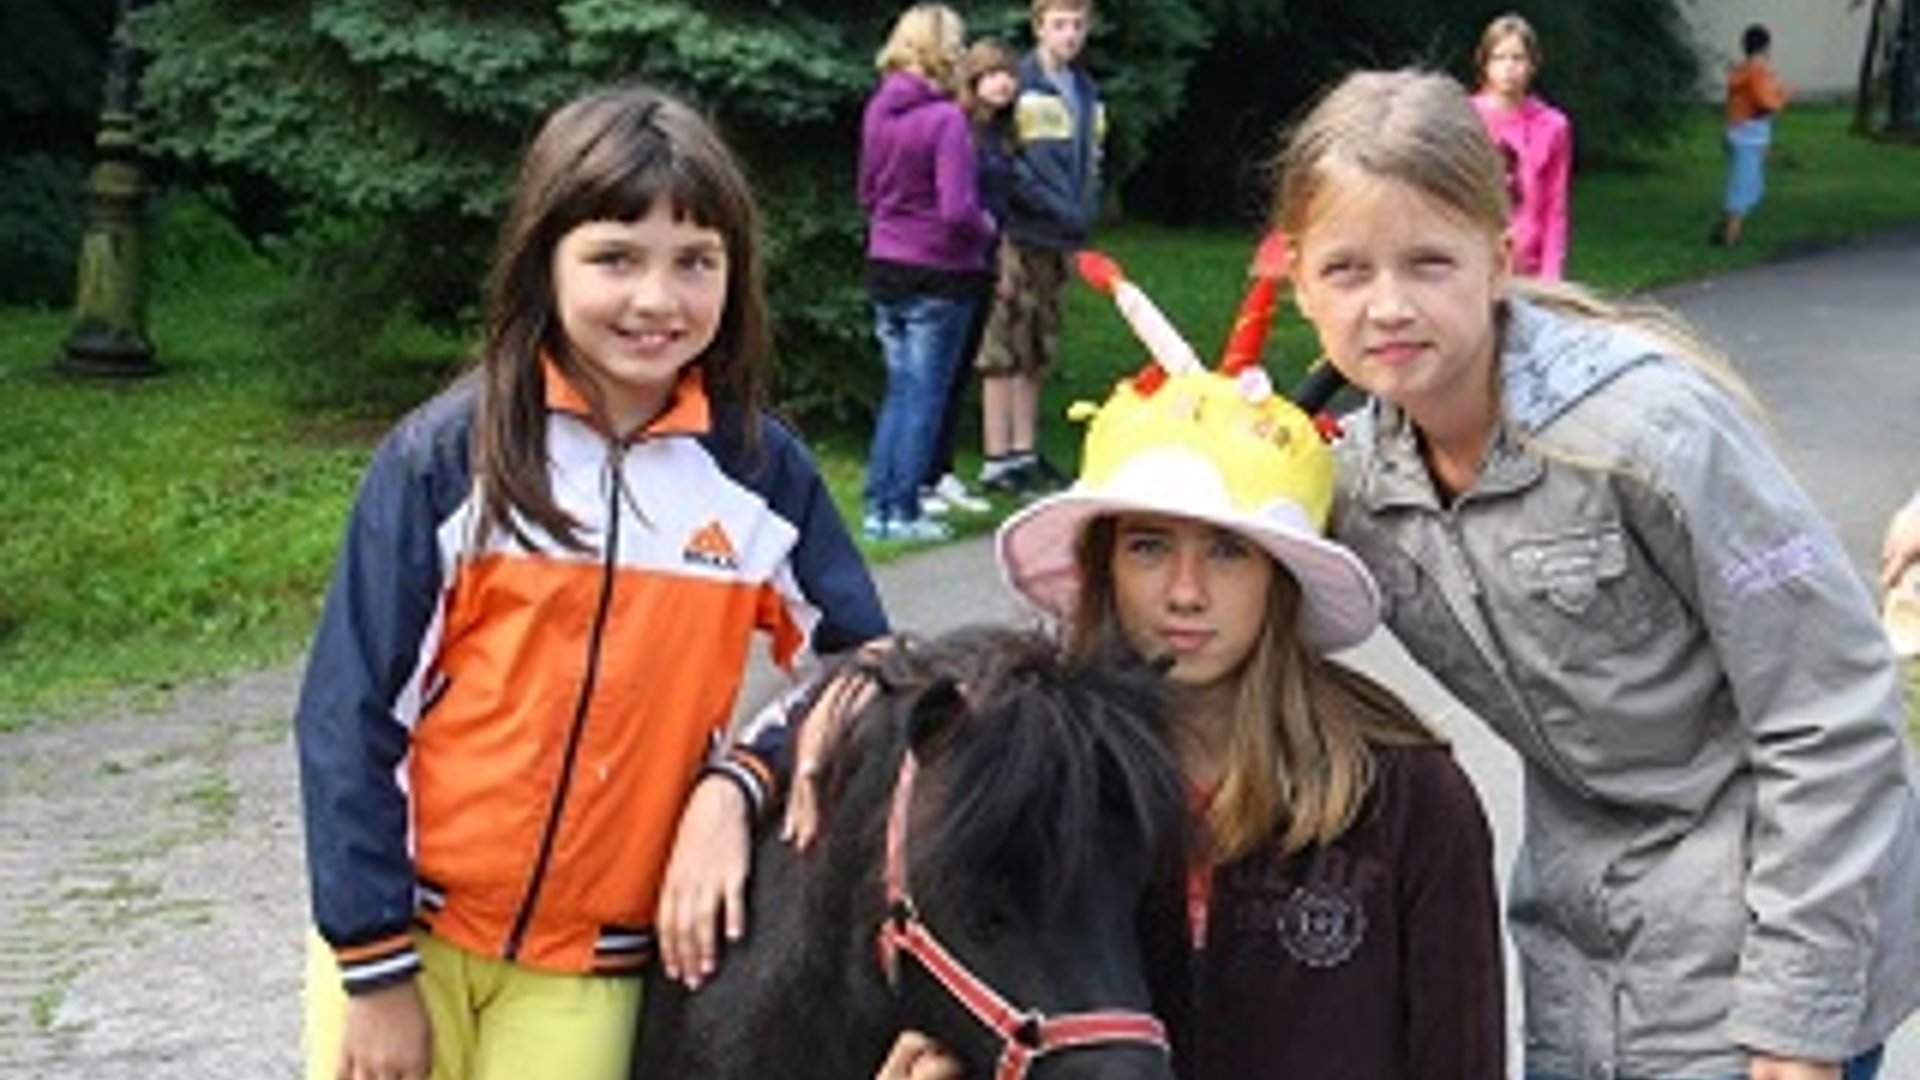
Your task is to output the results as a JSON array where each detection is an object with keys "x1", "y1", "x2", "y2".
[{"x1": 56, "y1": 322, "x2": 159, "y2": 379}]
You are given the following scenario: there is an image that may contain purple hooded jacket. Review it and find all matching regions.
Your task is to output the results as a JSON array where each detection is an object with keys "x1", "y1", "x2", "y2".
[{"x1": 858, "y1": 71, "x2": 995, "y2": 274}]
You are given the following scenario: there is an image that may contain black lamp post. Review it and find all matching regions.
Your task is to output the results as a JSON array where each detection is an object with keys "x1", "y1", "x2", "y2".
[{"x1": 57, "y1": 0, "x2": 158, "y2": 378}]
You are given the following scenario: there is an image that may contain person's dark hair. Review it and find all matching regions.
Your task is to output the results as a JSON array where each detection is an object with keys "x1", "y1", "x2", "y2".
[
  {"x1": 961, "y1": 37, "x2": 1018, "y2": 127},
  {"x1": 1742, "y1": 23, "x2": 1771, "y2": 57},
  {"x1": 474, "y1": 84, "x2": 771, "y2": 550}
]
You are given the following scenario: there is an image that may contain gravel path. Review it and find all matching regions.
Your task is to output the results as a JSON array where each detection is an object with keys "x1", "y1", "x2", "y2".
[{"x1": 1, "y1": 668, "x2": 305, "y2": 1079}]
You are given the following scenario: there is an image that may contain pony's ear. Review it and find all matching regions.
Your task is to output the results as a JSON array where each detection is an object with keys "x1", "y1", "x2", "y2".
[{"x1": 905, "y1": 677, "x2": 966, "y2": 753}]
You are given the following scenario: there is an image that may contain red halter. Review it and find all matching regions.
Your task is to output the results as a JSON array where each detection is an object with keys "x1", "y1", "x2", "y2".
[{"x1": 876, "y1": 752, "x2": 1171, "y2": 1080}]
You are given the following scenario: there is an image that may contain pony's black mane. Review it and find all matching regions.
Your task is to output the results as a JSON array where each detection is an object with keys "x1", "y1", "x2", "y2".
[
  {"x1": 854, "y1": 627, "x2": 1185, "y2": 915},
  {"x1": 638, "y1": 625, "x2": 1185, "y2": 1079}
]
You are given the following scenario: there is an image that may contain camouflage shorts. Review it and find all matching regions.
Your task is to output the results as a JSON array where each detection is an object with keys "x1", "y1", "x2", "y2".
[{"x1": 975, "y1": 244, "x2": 1070, "y2": 377}]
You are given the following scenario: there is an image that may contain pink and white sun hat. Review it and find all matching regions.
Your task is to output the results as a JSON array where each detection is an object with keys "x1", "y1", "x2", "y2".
[{"x1": 994, "y1": 239, "x2": 1381, "y2": 651}]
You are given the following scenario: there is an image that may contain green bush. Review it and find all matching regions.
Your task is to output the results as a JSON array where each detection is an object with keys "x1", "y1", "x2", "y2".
[
  {"x1": 129, "y1": 0, "x2": 1226, "y2": 428},
  {"x1": 148, "y1": 191, "x2": 259, "y2": 286},
  {"x1": 1124, "y1": 0, "x2": 1703, "y2": 223},
  {"x1": 0, "y1": 154, "x2": 88, "y2": 304},
  {"x1": 0, "y1": 1, "x2": 117, "y2": 303}
]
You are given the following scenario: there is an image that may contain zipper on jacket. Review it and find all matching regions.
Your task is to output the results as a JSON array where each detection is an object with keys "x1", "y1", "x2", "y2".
[
  {"x1": 504, "y1": 441, "x2": 627, "y2": 960},
  {"x1": 1186, "y1": 862, "x2": 1211, "y2": 1071},
  {"x1": 1440, "y1": 507, "x2": 1594, "y2": 797}
]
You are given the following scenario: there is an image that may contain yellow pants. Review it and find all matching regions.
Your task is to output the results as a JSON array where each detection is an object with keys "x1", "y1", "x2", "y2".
[{"x1": 304, "y1": 931, "x2": 641, "y2": 1080}]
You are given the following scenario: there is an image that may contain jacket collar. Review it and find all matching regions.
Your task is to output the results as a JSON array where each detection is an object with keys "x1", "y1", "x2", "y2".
[
  {"x1": 541, "y1": 357, "x2": 712, "y2": 440},
  {"x1": 1353, "y1": 297, "x2": 1657, "y2": 510},
  {"x1": 1356, "y1": 405, "x2": 1540, "y2": 511}
]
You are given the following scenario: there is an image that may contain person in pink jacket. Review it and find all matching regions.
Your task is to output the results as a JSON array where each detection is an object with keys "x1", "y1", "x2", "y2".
[{"x1": 1471, "y1": 13, "x2": 1572, "y2": 279}]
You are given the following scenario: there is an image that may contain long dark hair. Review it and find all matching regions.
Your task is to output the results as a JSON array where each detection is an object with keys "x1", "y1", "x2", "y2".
[
  {"x1": 961, "y1": 38, "x2": 1017, "y2": 129},
  {"x1": 474, "y1": 84, "x2": 771, "y2": 550}
]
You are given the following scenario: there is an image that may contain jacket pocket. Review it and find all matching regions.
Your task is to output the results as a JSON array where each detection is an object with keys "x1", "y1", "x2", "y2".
[{"x1": 1505, "y1": 525, "x2": 1672, "y2": 666}]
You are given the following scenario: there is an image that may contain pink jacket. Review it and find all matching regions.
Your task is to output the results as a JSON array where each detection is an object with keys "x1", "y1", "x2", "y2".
[{"x1": 1472, "y1": 93, "x2": 1572, "y2": 280}]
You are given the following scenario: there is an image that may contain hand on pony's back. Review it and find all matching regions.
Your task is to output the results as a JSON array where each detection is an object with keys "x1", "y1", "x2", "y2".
[
  {"x1": 782, "y1": 660, "x2": 884, "y2": 849},
  {"x1": 876, "y1": 1031, "x2": 963, "y2": 1080},
  {"x1": 657, "y1": 776, "x2": 751, "y2": 990}
]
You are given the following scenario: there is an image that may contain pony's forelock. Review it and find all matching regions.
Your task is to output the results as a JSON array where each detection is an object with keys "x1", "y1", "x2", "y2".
[{"x1": 889, "y1": 629, "x2": 1184, "y2": 915}]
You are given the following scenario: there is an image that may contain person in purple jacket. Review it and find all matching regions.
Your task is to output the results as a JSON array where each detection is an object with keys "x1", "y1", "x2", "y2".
[{"x1": 858, "y1": 3, "x2": 996, "y2": 543}]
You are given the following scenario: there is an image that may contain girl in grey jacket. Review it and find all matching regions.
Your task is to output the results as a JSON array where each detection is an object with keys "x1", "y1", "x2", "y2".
[{"x1": 1275, "y1": 69, "x2": 1919, "y2": 1080}]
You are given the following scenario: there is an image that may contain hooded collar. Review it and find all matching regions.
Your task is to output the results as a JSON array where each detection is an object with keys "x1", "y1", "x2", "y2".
[
  {"x1": 1498, "y1": 296, "x2": 1658, "y2": 433},
  {"x1": 872, "y1": 70, "x2": 951, "y2": 118},
  {"x1": 1354, "y1": 297, "x2": 1658, "y2": 510}
]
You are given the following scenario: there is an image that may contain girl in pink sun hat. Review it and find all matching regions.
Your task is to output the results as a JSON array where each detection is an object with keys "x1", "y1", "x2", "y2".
[
  {"x1": 994, "y1": 363, "x2": 1381, "y2": 652},
  {"x1": 880, "y1": 225, "x2": 1505, "y2": 1080}
]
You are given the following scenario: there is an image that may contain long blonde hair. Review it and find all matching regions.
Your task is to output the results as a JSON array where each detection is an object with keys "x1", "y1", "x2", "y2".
[
  {"x1": 876, "y1": 4, "x2": 966, "y2": 90},
  {"x1": 1273, "y1": 68, "x2": 1762, "y2": 418},
  {"x1": 1068, "y1": 517, "x2": 1436, "y2": 863}
]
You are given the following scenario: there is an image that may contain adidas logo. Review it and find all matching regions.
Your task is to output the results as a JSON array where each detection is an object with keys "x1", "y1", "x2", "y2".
[{"x1": 682, "y1": 519, "x2": 740, "y2": 571}]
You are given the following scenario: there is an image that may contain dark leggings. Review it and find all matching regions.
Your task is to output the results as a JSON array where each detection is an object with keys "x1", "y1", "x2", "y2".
[{"x1": 925, "y1": 274, "x2": 995, "y2": 485}]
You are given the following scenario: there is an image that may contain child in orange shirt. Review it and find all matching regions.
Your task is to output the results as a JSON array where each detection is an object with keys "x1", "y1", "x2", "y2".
[{"x1": 1714, "y1": 23, "x2": 1790, "y2": 247}]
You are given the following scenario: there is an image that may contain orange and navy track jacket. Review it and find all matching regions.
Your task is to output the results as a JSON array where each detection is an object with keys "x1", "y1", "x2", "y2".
[{"x1": 295, "y1": 365, "x2": 887, "y2": 993}]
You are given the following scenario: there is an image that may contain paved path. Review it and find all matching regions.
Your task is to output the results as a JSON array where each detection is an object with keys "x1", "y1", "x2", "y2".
[{"x1": 1, "y1": 232, "x2": 1915, "y2": 1078}]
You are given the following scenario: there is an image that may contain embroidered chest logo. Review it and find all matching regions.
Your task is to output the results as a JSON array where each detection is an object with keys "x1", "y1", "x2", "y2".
[
  {"x1": 1227, "y1": 845, "x2": 1375, "y2": 969},
  {"x1": 1276, "y1": 881, "x2": 1366, "y2": 968},
  {"x1": 683, "y1": 519, "x2": 740, "y2": 571}
]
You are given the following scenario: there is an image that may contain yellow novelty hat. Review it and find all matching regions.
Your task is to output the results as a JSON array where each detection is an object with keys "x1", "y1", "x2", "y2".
[{"x1": 995, "y1": 368, "x2": 1381, "y2": 651}]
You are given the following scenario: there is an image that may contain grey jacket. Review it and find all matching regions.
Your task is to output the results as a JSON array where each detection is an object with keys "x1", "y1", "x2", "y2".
[{"x1": 1333, "y1": 297, "x2": 1920, "y2": 1078}]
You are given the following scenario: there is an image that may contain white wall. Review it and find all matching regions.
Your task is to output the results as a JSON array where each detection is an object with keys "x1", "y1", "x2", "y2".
[{"x1": 1685, "y1": 0, "x2": 1875, "y2": 100}]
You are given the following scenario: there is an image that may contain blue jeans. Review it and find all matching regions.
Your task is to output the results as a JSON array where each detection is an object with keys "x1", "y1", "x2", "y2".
[
  {"x1": 864, "y1": 292, "x2": 977, "y2": 523},
  {"x1": 1527, "y1": 1044, "x2": 1883, "y2": 1080},
  {"x1": 1722, "y1": 118, "x2": 1772, "y2": 215}
]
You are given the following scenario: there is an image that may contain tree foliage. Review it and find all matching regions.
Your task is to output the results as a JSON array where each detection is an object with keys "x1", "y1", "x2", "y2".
[
  {"x1": 1125, "y1": 0, "x2": 1703, "y2": 223},
  {"x1": 130, "y1": 0, "x2": 1217, "y2": 424},
  {"x1": 126, "y1": 0, "x2": 1697, "y2": 422},
  {"x1": 134, "y1": 1, "x2": 869, "y2": 418},
  {"x1": 0, "y1": 0, "x2": 117, "y2": 303}
]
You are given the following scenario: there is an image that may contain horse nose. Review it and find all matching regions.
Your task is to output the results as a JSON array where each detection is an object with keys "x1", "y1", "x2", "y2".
[{"x1": 1040, "y1": 1045, "x2": 1177, "y2": 1080}]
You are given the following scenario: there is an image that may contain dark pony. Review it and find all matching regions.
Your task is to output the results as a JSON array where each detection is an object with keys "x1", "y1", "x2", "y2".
[{"x1": 635, "y1": 625, "x2": 1187, "y2": 1080}]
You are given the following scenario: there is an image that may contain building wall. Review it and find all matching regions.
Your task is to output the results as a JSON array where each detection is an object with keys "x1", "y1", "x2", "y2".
[{"x1": 1685, "y1": 0, "x2": 1874, "y2": 100}]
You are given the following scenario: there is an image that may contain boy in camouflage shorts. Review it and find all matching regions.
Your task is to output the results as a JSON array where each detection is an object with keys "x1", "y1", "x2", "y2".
[{"x1": 977, "y1": 0, "x2": 1103, "y2": 495}]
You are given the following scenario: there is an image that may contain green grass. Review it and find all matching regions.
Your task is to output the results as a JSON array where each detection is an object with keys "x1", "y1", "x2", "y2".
[
  {"x1": 1566, "y1": 107, "x2": 1920, "y2": 289},
  {"x1": 0, "y1": 246, "x2": 403, "y2": 726},
  {"x1": 3, "y1": 105, "x2": 1919, "y2": 726}
]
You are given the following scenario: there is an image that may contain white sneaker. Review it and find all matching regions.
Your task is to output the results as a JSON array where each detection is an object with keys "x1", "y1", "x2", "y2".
[
  {"x1": 919, "y1": 487, "x2": 952, "y2": 517},
  {"x1": 931, "y1": 473, "x2": 991, "y2": 513}
]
